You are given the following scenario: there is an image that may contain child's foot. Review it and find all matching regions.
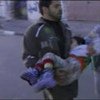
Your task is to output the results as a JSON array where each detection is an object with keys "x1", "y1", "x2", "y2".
[
  {"x1": 34, "y1": 70, "x2": 56, "y2": 92},
  {"x1": 20, "y1": 68, "x2": 38, "y2": 86}
]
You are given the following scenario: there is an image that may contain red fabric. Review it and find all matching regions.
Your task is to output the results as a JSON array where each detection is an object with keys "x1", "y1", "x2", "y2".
[
  {"x1": 35, "y1": 63, "x2": 44, "y2": 71},
  {"x1": 35, "y1": 58, "x2": 54, "y2": 71},
  {"x1": 43, "y1": 58, "x2": 54, "y2": 66},
  {"x1": 70, "y1": 54, "x2": 86, "y2": 71}
]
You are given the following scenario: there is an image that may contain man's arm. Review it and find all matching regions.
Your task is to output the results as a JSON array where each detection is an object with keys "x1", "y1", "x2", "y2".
[{"x1": 22, "y1": 24, "x2": 41, "y2": 68}]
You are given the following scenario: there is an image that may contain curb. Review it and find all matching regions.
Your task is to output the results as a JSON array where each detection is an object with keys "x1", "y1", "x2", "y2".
[{"x1": 0, "y1": 29, "x2": 23, "y2": 36}]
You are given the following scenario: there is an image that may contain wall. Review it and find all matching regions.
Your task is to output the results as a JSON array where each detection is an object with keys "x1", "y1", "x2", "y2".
[
  {"x1": 1, "y1": 1, "x2": 100, "y2": 21},
  {"x1": 64, "y1": 1, "x2": 100, "y2": 21},
  {"x1": 26, "y1": 1, "x2": 41, "y2": 22},
  {"x1": 0, "y1": 1, "x2": 14, "y2": 20}
]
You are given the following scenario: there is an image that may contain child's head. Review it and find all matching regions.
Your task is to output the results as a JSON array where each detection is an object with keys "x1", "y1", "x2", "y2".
[
  {"x1": 89, "y1": 25, "x2": 100, "y2": 38},
  {"x1": 71, "y1": 36, "x2": 86, "y2": 49}
]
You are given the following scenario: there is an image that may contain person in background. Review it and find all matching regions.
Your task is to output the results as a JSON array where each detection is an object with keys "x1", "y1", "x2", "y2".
[
  {"x1": 22, "y1": 0, "x2": 78, "y2": 100},
  {"x1": 85, "y1": 25, "x2": 100, "y2": 98}
]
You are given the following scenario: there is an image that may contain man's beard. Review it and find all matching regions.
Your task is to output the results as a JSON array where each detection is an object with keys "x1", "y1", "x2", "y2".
[{"x1": 48, "y1": 11, "x2": 62, "y2": 21}]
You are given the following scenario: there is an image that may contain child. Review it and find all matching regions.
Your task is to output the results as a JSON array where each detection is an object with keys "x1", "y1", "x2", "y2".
[{"x1": 20, "y1": 36, "x2": 91, "y2": 91}]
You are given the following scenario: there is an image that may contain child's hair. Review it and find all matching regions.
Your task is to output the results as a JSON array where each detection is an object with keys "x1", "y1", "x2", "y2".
[
  {"x1": 91, "y1": 25, "x2": 100, "y2": 37},
  {"x1": 72, "y1": 36, "x2": 86, "y2": 45}
]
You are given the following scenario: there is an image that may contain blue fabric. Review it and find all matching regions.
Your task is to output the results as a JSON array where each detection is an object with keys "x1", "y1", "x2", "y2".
[
  {"x1": 34, "y1": 69, "x2": 56, "y2": 92},
  {"x1": 20, "y1": 68, "x2": 38, "y2": 85}
]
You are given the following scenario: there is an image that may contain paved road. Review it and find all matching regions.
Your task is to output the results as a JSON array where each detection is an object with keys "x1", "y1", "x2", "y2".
[
  {"x1": 0, "y1": 36, "x2": 44, "y2": 99},
  {"x1": 0, "y1": 35, "x2": 99, "y2": 99}
]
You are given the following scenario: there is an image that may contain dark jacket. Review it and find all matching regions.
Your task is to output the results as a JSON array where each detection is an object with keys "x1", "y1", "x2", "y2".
[{"x1": 23, "y1": 17, "x2": 72, "y2": 68}]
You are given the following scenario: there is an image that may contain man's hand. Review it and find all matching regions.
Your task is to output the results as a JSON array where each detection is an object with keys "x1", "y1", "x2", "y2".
[{"x1": 54, "y1": 68, "x2": 69, "y2": 85}]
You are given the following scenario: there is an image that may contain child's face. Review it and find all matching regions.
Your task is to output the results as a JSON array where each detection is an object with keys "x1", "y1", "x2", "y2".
[{"x1": 71, "y1": 38, "x2": 78, "y2": 49}]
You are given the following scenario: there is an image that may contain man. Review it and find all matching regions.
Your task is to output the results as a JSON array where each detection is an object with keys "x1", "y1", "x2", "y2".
[{"x1": 22, "y1": 0, "x2": 78, "y2": 100}]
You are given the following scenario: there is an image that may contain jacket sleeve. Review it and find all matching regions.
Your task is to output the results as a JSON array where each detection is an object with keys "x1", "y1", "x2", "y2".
[{"x1": 22, "y1": 24, "x2": 41, "y2": 68}]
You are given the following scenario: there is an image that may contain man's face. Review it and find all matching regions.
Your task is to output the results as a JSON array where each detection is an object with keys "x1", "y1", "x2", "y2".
[{"x1": 47, "y1": 1, "x2": 62, "y2": 21}]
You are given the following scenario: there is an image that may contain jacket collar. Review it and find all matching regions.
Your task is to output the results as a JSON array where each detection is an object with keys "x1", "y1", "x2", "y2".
[{"x1": 37, "y1": 17, "x2": 63, "y2": 25}]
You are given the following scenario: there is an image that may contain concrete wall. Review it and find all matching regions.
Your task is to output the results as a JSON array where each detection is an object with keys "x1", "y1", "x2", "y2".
[
  {"x1": 63, "y1": 1, "x2": 100, "y2": 21},
  {"x1": 0, "y1": 1, "x2": 14, "y2": 20},
  {"x1": 26, "y1": 1, "x2": 41, "y2": 22},
  {"x1": 0, "y1": 1, "x2": 6, "y2": 17}
]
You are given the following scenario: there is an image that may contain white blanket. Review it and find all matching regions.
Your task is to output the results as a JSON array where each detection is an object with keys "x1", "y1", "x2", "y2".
[{"x1": 70, "y1": 45, "x2": 88, "y2": 57}]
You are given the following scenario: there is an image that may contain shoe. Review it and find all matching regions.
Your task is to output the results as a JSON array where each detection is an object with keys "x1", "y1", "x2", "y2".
[
  {"x1": 34, "y1": 69, "x2": 56, "y2": 92},
  {"x1": 20, "y1": 68, "x2": 38, "y2": 86}
]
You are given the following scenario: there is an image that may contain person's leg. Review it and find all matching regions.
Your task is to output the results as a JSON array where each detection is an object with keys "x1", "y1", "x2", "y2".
[
  {"x1": 94, "y1": 71, "x2": 100, "y2": 98},
  {"x1": 45, "y1": 80, "x2": 78, "y2": 100},
  {"x1": 43, "y1": 89, "x2": 53, "y2": 100},
  {"x1": 43, "y1": 88, "x2": 74, "y2": 100}
]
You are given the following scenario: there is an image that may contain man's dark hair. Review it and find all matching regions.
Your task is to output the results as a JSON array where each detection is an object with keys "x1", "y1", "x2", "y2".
[
  {"x1": 39, "y1": 0, "x2": 52, "y2": 15},
  {"x1": 72, "y1": 36, "x2": 86, "y2": 45}
]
